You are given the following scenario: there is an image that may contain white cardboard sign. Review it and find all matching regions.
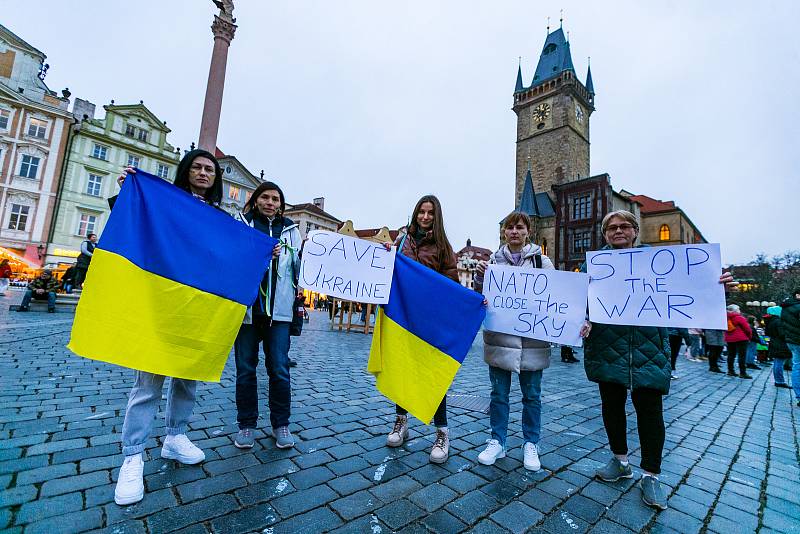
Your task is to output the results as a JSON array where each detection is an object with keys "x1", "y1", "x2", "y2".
[
  {"x1": 586, "y1": 244, "x2": 727, "y2": 329},
  {"x1": 299, "y1": 230, "x2": 396, "y2": 304},
  {"x1": 482, "y1": 264, "x2": 590, "y2": 347}
]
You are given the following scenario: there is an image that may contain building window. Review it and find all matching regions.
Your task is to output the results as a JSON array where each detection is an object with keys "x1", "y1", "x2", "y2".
[
  {"x1": 27, "y1": 118, "x2": 47, "y2": 139},
  {"x1": 0, "y1": 109, "x2": 9, "y2": 130},
  {"x1": 571, "y1": 229, "x2": 591, "y2": 253},
  {"x1": 77, "y1": 213, "x2": 97, "y2": 236},
  {"x1": 306, "y1": 222, "x2": 313, "y2": 235},
  {"x1": 92, "y1": 143, "x2": 109, "y2": 160},
  {"x1": 659, "y1": 224, "x2": 670, "y2": 241},
  {"x1": 572, "y1": 194, "x2": 592, "y2": 220},
  {"x1": 125, "y1": 124, "x2": 136, "y2": 137},
  {"x1": 228, "y1": 185, "x2": 240, "y2": 201},
  {"x1": 8, "y1": 204, "x2": 30, "y2": 231},
  {"x1": 137, "y1": 129, "x2": 148, "y2": 142},
  {"x1": 125, "y1": 124, "x2": 149, "y2": 143},
  {"x1": 19, "y1": 155, "x2": 40, "y2": 179},
  {"x1": 86, "y1": 174, "x2": 103, "y2": 197},
  {"x1": 127, "y1": 154, "x2": 141, "y2": 168},
  {"x1": 156, "y1": 163, "x2": 169, "y2": 179}
]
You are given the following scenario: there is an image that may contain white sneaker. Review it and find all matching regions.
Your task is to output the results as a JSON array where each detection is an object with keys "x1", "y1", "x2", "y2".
[
  {"x1": 477, "y1": 439, "x2": 506, "y2": 465},
  {"x1": 161, "y1": 434, "x2": 205, "y2": 464},
  {"x1": 114, "y1": 453, "x2": 144, "y2": 505},
  {"x1": 523, "y1": 442, "x2": 541, "y2": 471},
  {"x1": 386, "y1": 415, "x2": 409, "y2": 447}
]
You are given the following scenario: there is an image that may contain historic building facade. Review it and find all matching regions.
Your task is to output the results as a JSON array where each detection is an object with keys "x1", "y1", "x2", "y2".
[
  {"x1": 0, "y1": 24, "x2": 73, "y2": 267},
  {"x1": 625, "y1": 193, "x2": 707, "y2": 246},
  {"x1": 215, "y1": 148, "x2": 262, "y2": 216},
  {"x1": 284, "y1": 197, "x2": 341, "y2": 239},
  {"x1": 46, "y1": 101, "x2": 180, "y2": 265}
]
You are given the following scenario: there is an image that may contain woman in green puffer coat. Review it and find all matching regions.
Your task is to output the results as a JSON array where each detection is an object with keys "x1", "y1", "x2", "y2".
[{"x1": 579, "y1": 210, "x2": 736, "y2": 511}]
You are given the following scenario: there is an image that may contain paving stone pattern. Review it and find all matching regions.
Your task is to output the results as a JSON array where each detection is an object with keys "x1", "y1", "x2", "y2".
[{"x1": 1, "y1": 293, "x2": 799, "y2": 533}]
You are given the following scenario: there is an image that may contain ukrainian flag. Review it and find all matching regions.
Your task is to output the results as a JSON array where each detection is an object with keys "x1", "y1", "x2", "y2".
[
  {"x1": 368, "y1": 254, "x2": 486, "y2": 424},
  {"x1": 68, "y1": 171, "x2": 276, "y2": 382}
]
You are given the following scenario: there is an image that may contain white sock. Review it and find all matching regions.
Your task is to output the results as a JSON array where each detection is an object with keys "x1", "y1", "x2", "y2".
[
  {"x1": 616, "y1": 457, "x2": 629, "y2": 466},
  {"x1": 436, "y1": 426, "x2": 448, "y2": 433}
]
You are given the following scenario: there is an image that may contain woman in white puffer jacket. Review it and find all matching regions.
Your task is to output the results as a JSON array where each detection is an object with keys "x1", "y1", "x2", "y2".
[{"x1": 473, "y1": 211, "x2": 554, "y2": 471}]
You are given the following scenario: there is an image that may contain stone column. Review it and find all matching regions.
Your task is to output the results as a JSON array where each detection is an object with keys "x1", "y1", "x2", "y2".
[{"x1": 198, "y1": 13, "x2": 237, "y2": 152}]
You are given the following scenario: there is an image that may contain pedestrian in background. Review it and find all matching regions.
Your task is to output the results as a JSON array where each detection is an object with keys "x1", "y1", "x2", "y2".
[
  {"x1": 725, "y1": 304, "x2": 752, "y2": 379},
  {"x1": 667, "y1": 328, "x2": 691, "y2": 379},
  {"x1": 473, "y1": 211, "x2": 552, "y2": 471},
  {"x1": 780, "y1": 289, "x2": 800, "y2": 407},
  {"x1": 764, "y1": 306, "x2": 791, "y2": 389},
  {"x1": 74, "y1": 233, "x2": 97, "y2": 289},
  {"x1": 705, "y1": 329, "x2": 726, "y2": 374},
  {"x1": 16, "y1": 269, "x2": 58, "y2": 312},
  {"x1": 0, "y1": 259, "x2": 11, "y2": 295},
  {"x1": 745, "y1": 315, "x2": 762, "y2": 370},
  {"x1": 384, "y1": 195, "x2": 459, "y2": 464},
  {"x1": 232, "y1": 181, "x2": 302, "y2": 451},
  {"x1": 60, "y1": 264, "x2": 77, "y2": 294},
  {"x1": 113, "y1": 149, "x2": 223, "y2": 506},
  {"x1": 687, "y1": 328, "x2": 704, "y2": 361}
]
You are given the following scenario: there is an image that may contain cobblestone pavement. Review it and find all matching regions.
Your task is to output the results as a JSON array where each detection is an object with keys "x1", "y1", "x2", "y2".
[{"x1": 1, "y1": 291, "x2": 799, "y2": 533}]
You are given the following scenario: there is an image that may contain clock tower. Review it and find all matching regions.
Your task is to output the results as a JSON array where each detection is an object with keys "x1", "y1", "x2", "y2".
[{"x1": 513, "y1": 28, "x2": 595, "y2": 206}]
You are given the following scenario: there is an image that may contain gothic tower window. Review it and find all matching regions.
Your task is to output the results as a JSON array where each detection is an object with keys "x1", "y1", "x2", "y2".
[{"x1": 659, "y1": 224, "x2": 670, "y2": 241}]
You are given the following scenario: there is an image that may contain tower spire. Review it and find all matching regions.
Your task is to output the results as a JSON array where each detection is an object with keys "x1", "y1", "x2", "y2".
[
  {"x1": 515, "y1": 59, "x2": 524, "y2": 93},
  {"x1": 586, "y1": 57, "x2": 594, "y2": 94},
  {"x1": 560, "y1": 9, "x2": 563, "y2": 28}
]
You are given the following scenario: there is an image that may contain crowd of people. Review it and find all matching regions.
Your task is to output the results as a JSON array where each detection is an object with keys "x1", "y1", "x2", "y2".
[{"x1": 12, "y1": 148, "x2": 797, "y2": 515}]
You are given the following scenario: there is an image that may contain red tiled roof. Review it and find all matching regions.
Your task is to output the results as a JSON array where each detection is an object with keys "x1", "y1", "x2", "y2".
[
  {"x1": 457, "y1": 245, "x2": 492, "y2": 260},
  {"x1": 628, "y1": 194, "x2": 677, "y2": 214},
  {"x1": 214, "y1": 147, "x2": 226, "y2": 158}
]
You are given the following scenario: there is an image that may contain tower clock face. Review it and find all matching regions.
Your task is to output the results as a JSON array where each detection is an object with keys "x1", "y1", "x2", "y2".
[
  {"x1": 532, "y1": 103, "x2": 551, "y2": 122},
  {"x1": 575, "y1": 105, "x2": 584, "y2": 123}
]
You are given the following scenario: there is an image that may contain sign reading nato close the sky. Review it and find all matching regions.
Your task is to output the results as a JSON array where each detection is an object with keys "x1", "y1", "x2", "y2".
[
  {"x1": 482, "y1": 265, "x2": 590, "y2": 347},
  {"x1": 586, "y1": 244, "x2": 727, "y2": 330},
  {"x1": 299, "y1": 230, "x2": 396, "y2": 304}
]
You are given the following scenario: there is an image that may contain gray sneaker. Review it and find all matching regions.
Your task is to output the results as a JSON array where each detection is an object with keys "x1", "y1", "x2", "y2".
[
  {"x1": 596, "y1": 457, "x2": 634, "y2": 482},
  {"x1": 234, "y1": 428, "x2": 255, "y2": 449},
  {"x1": 272, "y1": 426, "x2": 295, "y2": 449},
  {"x1": 640, "y1": 475, "x2": 668, "y2": 510}
]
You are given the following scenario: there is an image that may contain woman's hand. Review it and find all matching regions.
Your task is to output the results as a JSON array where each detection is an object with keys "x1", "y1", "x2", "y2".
[
  {"x1": 118, "y1": 166, "x2": 135, "y2": 187},
  {"x1": 580, "y1": 320, "x2": 592, "y2": 338},
  {"x1": 272, "y1": 244, "x2": 281, "y2": 258},
  {"x1": 382, "y1": 242, "x2": 393, "y2": 251},
  {"x1": 476, "y1": 260, "x2": 487, "y2": 276},
  {"x1": 719, "y1": 271, "x2": 738, "y2": 291},
  {"x1": 482, "y1": 298, "x2": 488, "y2": 306}
]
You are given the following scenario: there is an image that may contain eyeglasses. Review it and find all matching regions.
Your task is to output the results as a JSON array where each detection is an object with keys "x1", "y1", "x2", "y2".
[{"x1": 605, "y1": 223, "x2": 636, "y2": 233}]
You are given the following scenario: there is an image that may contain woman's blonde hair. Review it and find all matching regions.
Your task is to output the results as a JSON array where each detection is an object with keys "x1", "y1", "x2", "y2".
[{"x1": 601, "y1": 210, "x2": 640, "y2": 233}]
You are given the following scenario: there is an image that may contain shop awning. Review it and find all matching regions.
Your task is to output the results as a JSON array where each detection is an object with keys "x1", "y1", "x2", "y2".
[{"x1": 0, "y1": 247, "x2": 40, "y2": 268}]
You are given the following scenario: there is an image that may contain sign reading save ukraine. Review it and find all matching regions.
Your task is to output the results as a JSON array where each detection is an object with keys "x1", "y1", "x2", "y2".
[
  {"x1": 68, "y1": 171, "x2": 277, "y2": 382},
  {"x1": 368, "y1": 254, "x2": 486, "y2": 424}
]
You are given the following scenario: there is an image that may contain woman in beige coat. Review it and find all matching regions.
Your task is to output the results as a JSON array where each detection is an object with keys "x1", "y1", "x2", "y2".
[{"x1": 473, "y1": 212, "x2": 553, "y2": 471}]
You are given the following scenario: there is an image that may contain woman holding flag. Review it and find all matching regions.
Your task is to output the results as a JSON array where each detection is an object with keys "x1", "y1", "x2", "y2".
[
  {"x1": 384, "y1": 195, "x2": 459, "y2": 463},
  {"x1": 473, "y1": 211, "x2": 552, "y2": 471},
  {"x1": 113, "y1": 150, "x2": 224, "y2": 506},
  {"x1": 232, "y1": 182, "x2": 302, "y2": 450}
]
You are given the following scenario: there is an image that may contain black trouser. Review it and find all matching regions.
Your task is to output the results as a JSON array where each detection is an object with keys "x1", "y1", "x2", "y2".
[
  {"x1": 668, "y1": 334, "x2": 685, "y2": 370},
  {"x1": 74, "y1": 265, "x2": 89, "y2": 287},
  {"x1": 396, "y1": 396, "x2": 447, "y2": 427},
  {"x1": 726, "y1": 341, "x2": 748, "y2": 375},
  {"x1": 598, "y1": 381, "x2": 665, "y2": 474},
  {"x1": 707, "y1": 345, "x2": 723, "y2": 370}
]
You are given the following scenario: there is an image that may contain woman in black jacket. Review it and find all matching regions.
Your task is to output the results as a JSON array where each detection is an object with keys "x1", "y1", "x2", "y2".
[{"x1": 765, "y1": 306, "x2": 791, "y2": 388}]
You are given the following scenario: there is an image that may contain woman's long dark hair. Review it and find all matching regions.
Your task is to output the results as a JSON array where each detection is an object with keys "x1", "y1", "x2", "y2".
[
  {"x1": 173, "y1": 149, "x2": 223, "y2": 205},
  {"x1": 407, "y1": 195, "x2": 454, "y2": 267},
  {"x1": 243, "y1": 181, "x2": 286, "y2": 216}
]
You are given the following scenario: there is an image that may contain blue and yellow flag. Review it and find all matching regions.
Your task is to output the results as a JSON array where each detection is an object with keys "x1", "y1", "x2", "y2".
[
  {"x1": 368, "y1": 254, "x2": 486, "y2": 424},
  {"x1": 68, "y1": 171, "x2": 276, "y2": 382}
]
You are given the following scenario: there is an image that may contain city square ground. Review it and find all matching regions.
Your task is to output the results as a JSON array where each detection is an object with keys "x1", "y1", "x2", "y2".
[{"x1": 1, "y1": 292, "x2": 799, "y2": 534}]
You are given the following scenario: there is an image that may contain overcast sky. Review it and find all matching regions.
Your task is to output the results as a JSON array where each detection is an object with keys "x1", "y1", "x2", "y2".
[{"x1": 8, "y1": 1, "x2": 799, "y2": 264}]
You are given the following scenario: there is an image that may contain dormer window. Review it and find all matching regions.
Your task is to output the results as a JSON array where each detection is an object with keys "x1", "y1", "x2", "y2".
[
  {"x1": 125, "y1": 123, "x2": 149, "y2": 143},
  {"x1": 543, "y1": 43, "x2": 557, "y2": 55}
]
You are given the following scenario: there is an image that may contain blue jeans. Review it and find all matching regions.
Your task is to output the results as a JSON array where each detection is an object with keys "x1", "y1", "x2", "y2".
[
  {"x1": 789, "y1": 343, "x2": 800, "y2": 398},
  {"x1": 773, "y1": 358, "x2": 788, "y2": 385},
  {"x1": 746, "y1": 342, "x2": 757, "y2": 364},
  {"x1": 488, "y1": 366, "x2": 542, "y2": 447},
  {"x1": 121, "y1": 371, "x2": 197, "y2": 456},
  {"x1": 20, "y1": 289, "x2": 56, "y2": 309},
  {"x1": 234, "y1": 317, "x2": 292, "y2": 429}
]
